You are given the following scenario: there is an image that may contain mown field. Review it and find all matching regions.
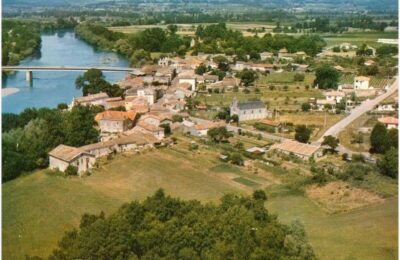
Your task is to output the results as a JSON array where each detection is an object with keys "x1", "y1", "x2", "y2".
[
  {"x1": 323, "y1": 31, "x2": 398, "y2": 47},
  {"x1": 3, "y1": 135, "x2": 398, "y2": 260}
]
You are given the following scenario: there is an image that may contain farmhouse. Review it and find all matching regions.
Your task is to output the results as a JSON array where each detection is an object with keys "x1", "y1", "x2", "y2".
[
  {"x1": 48, "y1": 145, "x2": 95, "y2": 176},
  {"x1": 257, "y1": 119, "x2": 282, "y2": 133},
  {"x1": 95, "y1": 110, "x2": 138, "y2": 133},
  {"x1": 271, "y1": 140, "x2": 322, "y2": 160},
  {"x1": 354, "y1": 76, "x2": 371, "y2": 90},
  {"x1": 230, "y1": 98, "x2": 269, "y2": 121}
]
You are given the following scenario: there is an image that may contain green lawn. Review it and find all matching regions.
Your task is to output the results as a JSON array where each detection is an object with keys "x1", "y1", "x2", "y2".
[{"x1": 266, "y1": 195, "x2": 398, "y2": 260}]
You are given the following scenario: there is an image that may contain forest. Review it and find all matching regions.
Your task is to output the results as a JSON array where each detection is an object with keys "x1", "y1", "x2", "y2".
[{"x1": 42, "y1": 189, "x2": 316, "y2": 259}]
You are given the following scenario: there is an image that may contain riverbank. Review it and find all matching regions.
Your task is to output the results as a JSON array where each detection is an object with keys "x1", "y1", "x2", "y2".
[{"x1": 2, "y1": 88, "x2": 20, "y2": 97}]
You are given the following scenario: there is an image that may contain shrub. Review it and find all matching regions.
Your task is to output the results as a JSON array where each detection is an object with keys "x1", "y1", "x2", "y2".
[{"x1": 65, "y1": 165, "x2": 78, "y2": 176}]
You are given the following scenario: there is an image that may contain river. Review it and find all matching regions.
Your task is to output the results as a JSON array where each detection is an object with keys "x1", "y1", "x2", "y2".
[{"x1": 2, "y1": 31, "x2": 130, "y2": 114}]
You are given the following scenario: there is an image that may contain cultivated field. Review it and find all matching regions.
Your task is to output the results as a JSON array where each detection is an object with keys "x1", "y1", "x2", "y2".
[{"x1": 323, "y1": 31, "x2": 398, "y2": 47}]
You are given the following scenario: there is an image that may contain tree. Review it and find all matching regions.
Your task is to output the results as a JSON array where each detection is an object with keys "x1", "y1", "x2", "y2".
[
  {"x1": 377, "y1": 148, "x2": 398, "y2": 178},
  {"x1": 370, "y1": 122, "x2": 390, "y2": 153},
  {"x1": 231, "y1": 114, "x2": 239, "y2": 124},
  {"x1": 167, "y1": 24, "x2": 178, "y2": 35},
  {"x1": 195, "y1": 64, "x2": 207, "y2": 75},
  {"x1": 207, "y1": 127, "x2": 231, "y2": 143},
  {"x1": 252, "y1": 190, "x2": 267, "y2": 201},
  {"x1": 387, "y1": 128, "x2": 398, "y2": 149},
  {"x1": 294, "y1": 73, "x2": 305, "y2": 82},
  {"x1": 57, "y1": 103, "x2": 69, "y2": 110},
  {"x1": 295, "y1": 125, "x2": 312, "y2": 143},
  {"x1": 50, "y1": 190, "x2": 316, "y2": 259},
  {"x1": 172, "y1": 114, "x2": 183, "y2": 122},
  {"x1": 322, "y1": 135, "x2": 339, "y2": 153},
  {"x1": 160, "y1": 123, "x2": 171, "y2": 135},
  {"x1": 238, "y1": 69, "x2": 258, "y2": 86},
  {"x1": 314, "y1": 65, "x2": 339, "y2": 89},
  {"x1": 75, "y1": 69, "x2": 123, "y2": 97},
  {"x1": 65, "y1": 165, "x2": 78, "y2": 176},
  {"x1": 230, "y1": 152, "x2": 244, "y2": 165},
  {"x1": 63, "y1": 105, "x2": 99, "y2": 147},
  {"x1": 301, "y1": 102, "x2": 311, "y2": 112}
]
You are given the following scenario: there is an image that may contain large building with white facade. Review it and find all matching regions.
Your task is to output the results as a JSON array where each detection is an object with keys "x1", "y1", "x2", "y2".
[{"x1": 230, "y1": 98, "x2": 269, "y2": 121}]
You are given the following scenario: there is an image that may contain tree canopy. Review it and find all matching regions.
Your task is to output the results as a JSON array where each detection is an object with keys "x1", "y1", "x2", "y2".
[
  {"x1": 295, "y1": 125, "x2": 312, "y2": 143},
  {"x1": 48, "y1": 189, "x2": 316, "y2": 260},
  {"x1": 75, "y1": 69, "x2": 124, "y2": 97},
  {"x1": 314, "y1": 65, "x2": 340, "y2": 89}
]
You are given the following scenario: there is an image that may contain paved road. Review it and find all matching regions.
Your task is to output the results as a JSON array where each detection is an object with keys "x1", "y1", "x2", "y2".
[{"x1": 318, "y1": 77, "x2": 398, "y2": 142}]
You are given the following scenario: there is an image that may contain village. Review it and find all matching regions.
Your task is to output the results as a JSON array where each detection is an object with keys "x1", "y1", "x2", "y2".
[{"x1": 48, "y1": 46, "x2": 398, "y2": 176}]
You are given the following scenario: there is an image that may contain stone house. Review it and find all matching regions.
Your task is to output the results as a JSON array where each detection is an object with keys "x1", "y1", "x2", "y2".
[
  {"x1": 95, "y1": 110, "x2": 138, "y2": 133},
  {"x1": 71, "y1": 92, "x2": 110, "y2": 107},
  {"x1": 324, "y1": 90, "x2": 345, "y2": 103},
  {"x1": 134, "y1": 121, "x2": 165, "y2": 140},
  {"x1": 48, "y1": 145, "x2": 96, "y2": 176},
  {"x1": 230, "y1": 98, "x2": 269, "y2": 121},
  {"x1": 137, "y1": 87, "x2": 157, "y2": 105}
]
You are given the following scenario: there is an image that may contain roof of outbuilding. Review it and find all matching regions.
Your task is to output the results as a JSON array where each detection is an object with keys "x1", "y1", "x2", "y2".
[
  {"x1": 271, "y1": 140, "x2": 320, "y2": 156},
  {"x1": 49, "y1": 144, "x2": 89, "y2": 162}
]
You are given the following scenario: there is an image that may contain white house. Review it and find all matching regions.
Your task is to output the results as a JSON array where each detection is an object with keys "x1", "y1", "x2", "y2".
[
  {"x1": 230, "y1": 98, "x2": 269, "y2": 121},
  {"x1": 324, "y1": 90, "x2": 345, "y2": 103},
  {"x1": 354, "y1": 76, "x2": 371, "y2": 90},
  {"x1": 178, "y1": 77, "x2": 197, "y2": 91},
  {"x1": 137, "y1": 87, "x2": 157, "y2": 105},
  {"x1": 48, "y1": 145, "x2": 96, "y2": 176}
]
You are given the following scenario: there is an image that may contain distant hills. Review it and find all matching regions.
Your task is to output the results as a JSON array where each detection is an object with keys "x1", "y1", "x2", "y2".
[{"x1": 3, "y1": 0, "x2": 398, "y2": 11}]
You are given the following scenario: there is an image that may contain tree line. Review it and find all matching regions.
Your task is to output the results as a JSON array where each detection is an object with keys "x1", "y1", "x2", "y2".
[
  {"x1": 33, "y1": 189, "x2": 316, "y2": 259},
  {"x1": 2, "y1": 105, "x2": 102, "y2": 182}
]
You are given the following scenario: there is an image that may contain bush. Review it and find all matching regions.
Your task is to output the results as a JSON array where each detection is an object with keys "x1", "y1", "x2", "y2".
[
  {"x1": 65, "y1": 165, "x2": 78, "y2": 176},
  {"x1": 301, "y1": 102, "x2": 311, "y2": 112},
  {"x1": 294, "y1": 73, "x2": 305, "y2": 82},
  {"x1": 254, "y1": 122, "x2": 275, "y2": 133}
]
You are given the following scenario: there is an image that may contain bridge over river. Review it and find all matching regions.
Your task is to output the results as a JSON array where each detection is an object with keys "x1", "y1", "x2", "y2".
[{"x1": 2, "y1": 66, "x2": 136, "y2": 81}]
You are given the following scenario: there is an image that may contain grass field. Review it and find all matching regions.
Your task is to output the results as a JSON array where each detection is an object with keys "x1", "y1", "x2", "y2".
[
  {"x1": 267, "y1": 195, "x2": 398, "y2": 260},
  {"x1": 323, "y1": 31, "x2": 398, "y2": 47},
  {"x1": 3, "y1": 135, "x2": 397, "y2": 260}
]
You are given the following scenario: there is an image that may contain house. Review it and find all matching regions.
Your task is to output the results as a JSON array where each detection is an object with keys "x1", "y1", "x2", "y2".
[
  {"x1": 203, "y1": 74, "x2": 219, "y2": 83},
  {"x1": 48, "y1": 145, "x2": 95, "y2": 176},
  {"x1": 354, "y1": 76, "x2": 370, "y2": 90},
  {"x1": 134, "y1": 121, "x2": 165, "y2": 140},
  {"x1": 80, "y1": 131, "x2": 158, "y2": 158},
  {"x1": 95, "y1": 110, "x2": 137, "y2": 133},
  {"x1": 375, "y1": 102, "x2": 396, "y2": 112},
  {"x1": 278, "y1": 48, "x2": 289, "y2": 58},
  {"x1": 316, "y1": 99, "x2": 336, "y2": 111},
  {"x1": 158, "y1": 57, "x2": 170, "y2": 66},
  {"x1": 137, "y1": 87, "x2": 157, "y2": 105},
  {"x1": 294, "y1": 64, "x2": 309, "y2": 73},
  {"x1": 257, "y1": 119, "x2": 282, "y2": 133},
  {"x1": 230, "y1": 98, "x2": 269, "y2": 121},
  {"x1": 270, "y1": 140, "x2": 323, "y2": 160},
  {"x1": 324, "y1": 90, "x2": 345, "y2": 103},
  {"x1": 260, "y1": 52, "x2": 273, "y2": 60},
  {"x1": 378, "y1": 117, "x2": 398, "y2": 129},
  {"x1": 188, "y1": 121, "x2": 226, "y2": 137},
  {"x1": 250, "y1": 63, "x2": 274, "y2": 73},
  {"x1": 104, "y1": 97, "x2": 125, "y2": 110},
  {"x1": 71, "y1": 92, "x2": 109, "y2": 107},
  {"x1": 178, "y1": 77, "x2": 197, "y2": 91},
  {"x1": 125, "y1": 96, "x2": 150, "y2": 113}
]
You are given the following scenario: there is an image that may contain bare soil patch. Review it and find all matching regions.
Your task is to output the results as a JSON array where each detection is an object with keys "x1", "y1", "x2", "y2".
[{"x1": 306, "y1": 181, "x2": 385, "y2": 213}]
